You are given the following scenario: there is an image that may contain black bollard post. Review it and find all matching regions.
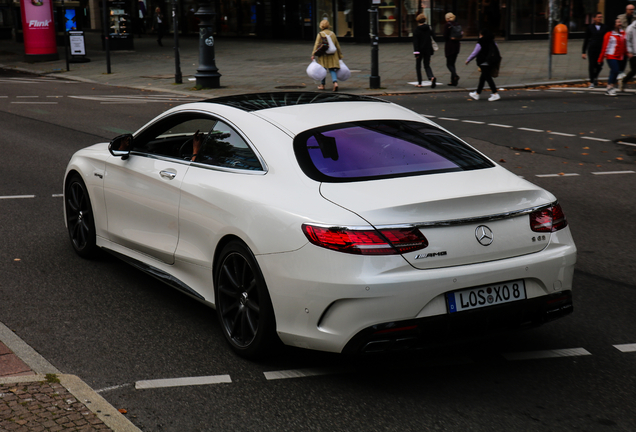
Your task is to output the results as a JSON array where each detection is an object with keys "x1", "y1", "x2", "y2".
[
  {"x1": 172, "y1": 0, "x2": 182, "y2": 83},
  {"x1": 369, "y1": 6, "x2": 380, "y2": 89},
  {"x1": 194, "y1": 1, "x2": 221, "y2": 89}
]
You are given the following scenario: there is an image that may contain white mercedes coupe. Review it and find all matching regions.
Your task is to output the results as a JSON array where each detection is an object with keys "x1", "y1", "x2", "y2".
[{"x1": 64, "y1": 93, "x2": 576, "y2": 359}]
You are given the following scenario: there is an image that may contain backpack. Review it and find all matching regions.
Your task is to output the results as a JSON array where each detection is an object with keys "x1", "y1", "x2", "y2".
[
  {"x1": 450, "y1": 23, "x2": 463, "y2": 40},
  {"x1": 486, "y1": 41, "x2": 501, "y2": 65},
  {"x1": 314, "y1": 32, "x2": 336, "y2": 56}
]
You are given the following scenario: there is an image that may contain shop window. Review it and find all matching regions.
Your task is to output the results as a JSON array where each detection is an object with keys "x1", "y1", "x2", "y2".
[{"x1": 336, "y1": 0, "x2": 353, "y2": 37}]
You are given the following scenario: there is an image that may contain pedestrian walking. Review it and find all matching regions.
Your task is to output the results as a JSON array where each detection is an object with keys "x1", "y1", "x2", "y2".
[
  {"x1": 412, "y1": 14, "x2": 437, "y2": 88},
  {"x1": 620, "y1": 19, "x2": 636, "y2": 91},
  {"x1": 617, "y1": 4, "x2": 635, "y2": 76},
  {"x1": 617, "y1": 3, "x2": 635, "y2": 30},
  {"x1": 582, "y1": 12, "x2": 609, "y2": 88},
  {"x1": 465, "y1": 29, "x2": 501, "y2": 101},
  {"x1": 598, "y1": 18, "x2": 627, "y2": 96},
  {"x1": 311, "y1": 20, "x2": 343, "y2": 92},
  {"x1": 152, "y1": 7, "x2": 165, "y2": 46},
  {"x1": 443, "y1": 12, "x2": 462, "y2": 86}
]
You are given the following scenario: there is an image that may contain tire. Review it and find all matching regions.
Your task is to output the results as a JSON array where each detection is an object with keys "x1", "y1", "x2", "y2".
[
  {"x1": 65, "y1": 174, "x2": 98, "y2": 258},
  {"x1": 214, "y1": 240, "x2": 277, "y2": 359}
]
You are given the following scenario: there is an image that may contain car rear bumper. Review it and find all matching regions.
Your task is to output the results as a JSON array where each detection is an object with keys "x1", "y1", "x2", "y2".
[{"x1": 342, "y1": 290, "x2": 573, "y2": 354}]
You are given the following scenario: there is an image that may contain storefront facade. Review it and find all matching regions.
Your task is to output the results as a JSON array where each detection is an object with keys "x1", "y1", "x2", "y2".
[{"x1": 5, "y1": 0, "x2": 630, "y2": 44}]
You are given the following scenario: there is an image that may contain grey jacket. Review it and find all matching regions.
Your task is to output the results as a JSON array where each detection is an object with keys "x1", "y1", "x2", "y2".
[{"x1": 627, "y1": 20, "x2": 636, "y2": 54}]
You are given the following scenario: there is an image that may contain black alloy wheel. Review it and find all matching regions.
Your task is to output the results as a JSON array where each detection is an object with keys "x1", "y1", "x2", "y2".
[
  {"x1": 65, "y1": 174, "x2": 97, "y2": 258},
  {"x1": 215, "y1": 241, "x2": 277, "y2": 359}
]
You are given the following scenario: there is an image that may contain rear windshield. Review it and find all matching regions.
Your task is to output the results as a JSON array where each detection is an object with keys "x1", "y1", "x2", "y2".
[{"x1": 293, "y1": 120, "x2": 494, "y2": 182}]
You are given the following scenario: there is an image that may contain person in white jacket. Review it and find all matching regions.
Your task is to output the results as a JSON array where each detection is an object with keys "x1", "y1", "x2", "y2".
[{"x1": 621, "y1": 20, "x2": 636, "y2": 91}]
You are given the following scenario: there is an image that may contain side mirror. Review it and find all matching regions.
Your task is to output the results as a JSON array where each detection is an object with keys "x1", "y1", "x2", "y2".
[{"x1": 109, "y1": 134, "x2": 133, "y2": 160}]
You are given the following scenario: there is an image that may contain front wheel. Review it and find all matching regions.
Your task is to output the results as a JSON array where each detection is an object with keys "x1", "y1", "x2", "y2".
[
  {"x1": 214, "y1": 241, "x2": 277, "y2": 359},
  {"x1": 65, "y1": 174, "x2": 98, "y2": 258}
]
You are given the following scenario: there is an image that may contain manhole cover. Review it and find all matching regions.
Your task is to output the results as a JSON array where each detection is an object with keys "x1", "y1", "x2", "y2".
[{"x1": 274, "y1": 85, "x2": 306, "y2": 89}]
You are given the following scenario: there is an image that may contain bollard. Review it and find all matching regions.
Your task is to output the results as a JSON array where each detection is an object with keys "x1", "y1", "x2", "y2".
[
  {"x1": 552, "y1": 23, "x2": 568, "y2": 55},
  {"x1": 194, "y1": 1, "x2": 221, "y2": 89}
]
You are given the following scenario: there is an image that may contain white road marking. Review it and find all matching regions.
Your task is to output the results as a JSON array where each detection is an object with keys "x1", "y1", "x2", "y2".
[
  {"x1": 503, "y1": 348, "x2": 591, "y2": 361},
  {"x1": 581, "y1": 136, "x2": 610, "y2": 142},
  {"x1": 549, "y1": 132, "x2": 577, "y2": 137},
  {"x1": 52, "y1": 194, "x2": 64, "y2": 197},
  {"x1": 518, "y1": 127, "x2": 544, "y2": 132},
  {"x1": 16, "y1": 95, "x2": 39, "y2": 98},
  {"x1": 11, "y1": 102, "x2": 58, "y2": 104},
  {"x1": 614, "y1": 343, "x2": 636, "y2": 353},
  {"x1": 420, "y1": 114, "x2": 436, "y2": 118},
  {"x1": 536, "y1": 173, "x2": 580, "y2": 178},
  {"x1": 95, "y1": 383, "x2": 133, "y2": 394},
  {"x1": 591, "y1": 171, "x2": 635, "y2": 176},
  {"x1": 264, "y1": 367, "x2": 346, "y2": 380},
  {"x1": 617, "y1": 141, "x2": 636, "y2": 147},
  {"x1": 0, "y1": 195, "x2": 36, "y2": 200},
  {"x1": 438, "y1": 117, "x2": 459, "y2": 121},
  {"x1": 462, "y1": 120, "x2": 485, "y2": 124},
  {"x1": 135, "y1": 375, "x2": 232, "y2": 389},
  {"x1": 488, "y1": 123, "x2": 514, "y2": 128}
]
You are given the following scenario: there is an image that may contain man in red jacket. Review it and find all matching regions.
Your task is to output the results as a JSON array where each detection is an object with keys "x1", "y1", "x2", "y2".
[{"x1": 598, "y1": 18, "x2": 628, "y2": 96}]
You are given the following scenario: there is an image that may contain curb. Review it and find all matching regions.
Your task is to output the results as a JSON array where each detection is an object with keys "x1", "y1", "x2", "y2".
[{"x1": 0, "y1": 322, "x2": 141, "y2": 432}]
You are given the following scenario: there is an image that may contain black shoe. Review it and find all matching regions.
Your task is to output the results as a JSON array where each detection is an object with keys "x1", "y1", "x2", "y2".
[
  {"x1": 157, "y1": 39, "x2": 163, "y2": 46},
  {"x1": 431, "y1": 77, "x2": 436, "y2": 89},
  {"x1": 454, "y1": 75, "x2": 460, "y2": 86}
]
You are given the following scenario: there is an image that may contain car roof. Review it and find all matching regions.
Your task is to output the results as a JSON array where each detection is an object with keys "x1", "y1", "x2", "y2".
[{"x1": 202, "y1": 92, "x2": 389, "y2": 112}]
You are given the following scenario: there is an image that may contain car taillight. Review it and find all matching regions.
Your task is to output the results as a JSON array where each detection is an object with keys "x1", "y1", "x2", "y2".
[
  {"x1": 529, "y1": 203, "x2": 568, "y2": 232},
  {"x1": 302, "y1": 224, "x2": 428, "y2": 255}
]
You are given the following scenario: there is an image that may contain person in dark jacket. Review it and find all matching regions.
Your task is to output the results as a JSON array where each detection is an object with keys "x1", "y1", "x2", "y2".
[
  {"x1": 465, "y1": 29, "x2": 501, "y2": 101},
  {"x1": 582, "y1": 12, "x2": 609, "y2": 88},
  {"x1": 443, "y1": 12, "x2": 461, "y2": 86},
  {"x1": 412, "y1": 14, "x2": 437, "y2": 88}
]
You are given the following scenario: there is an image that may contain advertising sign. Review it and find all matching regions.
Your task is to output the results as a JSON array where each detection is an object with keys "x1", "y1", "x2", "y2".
[
  {"x1": 69, "y1": 31, "x2": 86, "y2": 56},
  {"x1": 20, "y1": 0, "x2": 58, "y2": 60}
]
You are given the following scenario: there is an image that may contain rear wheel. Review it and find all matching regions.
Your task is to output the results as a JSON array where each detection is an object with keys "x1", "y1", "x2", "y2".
[
  {"x1": 65, "y1": 174, "x2": 98, "y2": 258},
  {"x1": 214, "y1": 241, "x2": 277, "y2": 359}
]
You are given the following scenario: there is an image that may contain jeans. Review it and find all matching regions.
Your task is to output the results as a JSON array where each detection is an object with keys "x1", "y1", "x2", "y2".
[
  {"x1": 321, "y1": 68, "x2": 338, "y2": 85},
  {"x1": 415, "y1": 54, "x2": 434, "y2": 84},
  {"x1": 623, "y1": 56, "x2": 636, "y2": 85},
  {"x1": 446, "y1": 54, "x2": 458, "y2": 78},
  {"x1": 476, "y1": 65, "x2": 497, "y2": 94},
  {"x1": 607, "y1": 59, "x2": 620, "y2": 85},
  {"x1": 587, "y1": 49, "x2": 603, "y2": 84}
]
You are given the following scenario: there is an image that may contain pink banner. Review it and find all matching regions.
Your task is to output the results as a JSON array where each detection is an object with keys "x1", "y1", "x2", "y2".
[{"x1": 20, "y1": 0, "x2": 58, "y2": 56}]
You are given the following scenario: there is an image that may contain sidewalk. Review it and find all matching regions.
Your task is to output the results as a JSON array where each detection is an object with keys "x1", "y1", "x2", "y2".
[
  {"x1": 0, "y1": 322, "x2": 139, "y2": 432},
  {"x1": 1, "y1": 31, "x2": 592, "y2": 96}
]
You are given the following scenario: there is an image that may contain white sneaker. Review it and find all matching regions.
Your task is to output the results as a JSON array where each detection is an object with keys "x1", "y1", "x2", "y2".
[
  {"x1": 618, "y1": 72, "x2": 626, "y2": 80},
  {"x1": 588, "y1": 83, "x2": 595, "y2": 89},
  {"x1": 469, "y1": 91, "x2": 480, "y2": 100},
  {"x1": 488, "y1": 93, "x2": 501, "y2": 101},
  {"x1": 605, "y1": 87, "x2": 617, "y2": 96}
]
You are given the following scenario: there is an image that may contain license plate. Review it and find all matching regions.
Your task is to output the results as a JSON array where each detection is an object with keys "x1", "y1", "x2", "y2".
[{"x1": 446, "y1": 280, "x2": 526, "y2": 314}]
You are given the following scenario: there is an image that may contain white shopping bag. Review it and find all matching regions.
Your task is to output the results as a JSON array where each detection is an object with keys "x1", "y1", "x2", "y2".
[
  {"x1": 336, "y1": 60, "x2": 351, "y2": 81},
  {"x1": 306, "y1": 60, "x2": 327, "y2": 81}
]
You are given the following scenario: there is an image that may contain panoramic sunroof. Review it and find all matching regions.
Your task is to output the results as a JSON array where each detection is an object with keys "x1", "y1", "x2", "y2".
[{"x1": 204, "y1": 92, "x2": 388, "y2": 112}]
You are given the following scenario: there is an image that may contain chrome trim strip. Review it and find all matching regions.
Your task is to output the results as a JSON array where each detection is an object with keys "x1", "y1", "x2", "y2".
[{"x1": 305, "y1": 202, "x2": 556, "y2": 231}]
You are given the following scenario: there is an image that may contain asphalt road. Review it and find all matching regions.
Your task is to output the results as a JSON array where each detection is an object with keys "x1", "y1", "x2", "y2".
[{"x1": 1, "y1": 71, "x2": 635, "y2": 431}]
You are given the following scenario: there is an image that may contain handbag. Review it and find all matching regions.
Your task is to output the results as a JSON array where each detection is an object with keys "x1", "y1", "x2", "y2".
[
  {"x1": 431, "y1": 37, "x2": 439, "y2": 51},
  {"x1": 336, "y1": 60, "x2": 351, "y2": 81},
  {"x1": 306, "y1": 60, "x2": 327, "y2": 81}
]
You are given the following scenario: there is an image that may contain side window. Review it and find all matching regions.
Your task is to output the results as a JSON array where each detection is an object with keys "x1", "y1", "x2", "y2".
[
  {"x1": 195, "y1": 120, "x2": 262, "y2": 171},
  {"x1": 133, "y1": 115, "x2": 218, "y2": 159}
]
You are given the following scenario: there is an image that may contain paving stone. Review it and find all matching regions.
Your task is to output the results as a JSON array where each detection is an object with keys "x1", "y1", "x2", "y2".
[{"x1": 0, "y1": 381, "x2": 112, "y2": 431}]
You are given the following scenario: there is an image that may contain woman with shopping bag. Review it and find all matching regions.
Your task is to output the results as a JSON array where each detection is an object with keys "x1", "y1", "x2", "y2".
[{"x1": 311, "y1": 19, "x2": 344, "y2": 91}]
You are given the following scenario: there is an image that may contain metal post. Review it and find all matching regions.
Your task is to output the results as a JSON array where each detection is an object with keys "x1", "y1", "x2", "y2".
[
  {"x1": 194, "y1": 1, "x2": 221, "y2": 88},
  {"x1": 62, "y1": 0, "x2": 69, "y2": 71},
  {"x1": 102, "y1": 0, "x2": 111, "y2": 73},
  {"x1": 548, "y1": 0, "x2": 554, "y2": 79},
  {"x1": 172, "y1": 0, "x2": 182, "y2": 83},
  {"x1": 369, "y1": 6, "x2": 380, "y2": 89}
]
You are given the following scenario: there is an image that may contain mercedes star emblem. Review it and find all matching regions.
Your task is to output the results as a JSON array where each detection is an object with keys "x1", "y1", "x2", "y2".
[{"x1": 475, "y1": 225, "x2": 494, "y2": 246}]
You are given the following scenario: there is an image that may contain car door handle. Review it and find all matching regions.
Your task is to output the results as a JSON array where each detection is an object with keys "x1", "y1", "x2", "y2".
[{"x1": 159, "y1": 169, "x2": 177, "y2": 180}]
